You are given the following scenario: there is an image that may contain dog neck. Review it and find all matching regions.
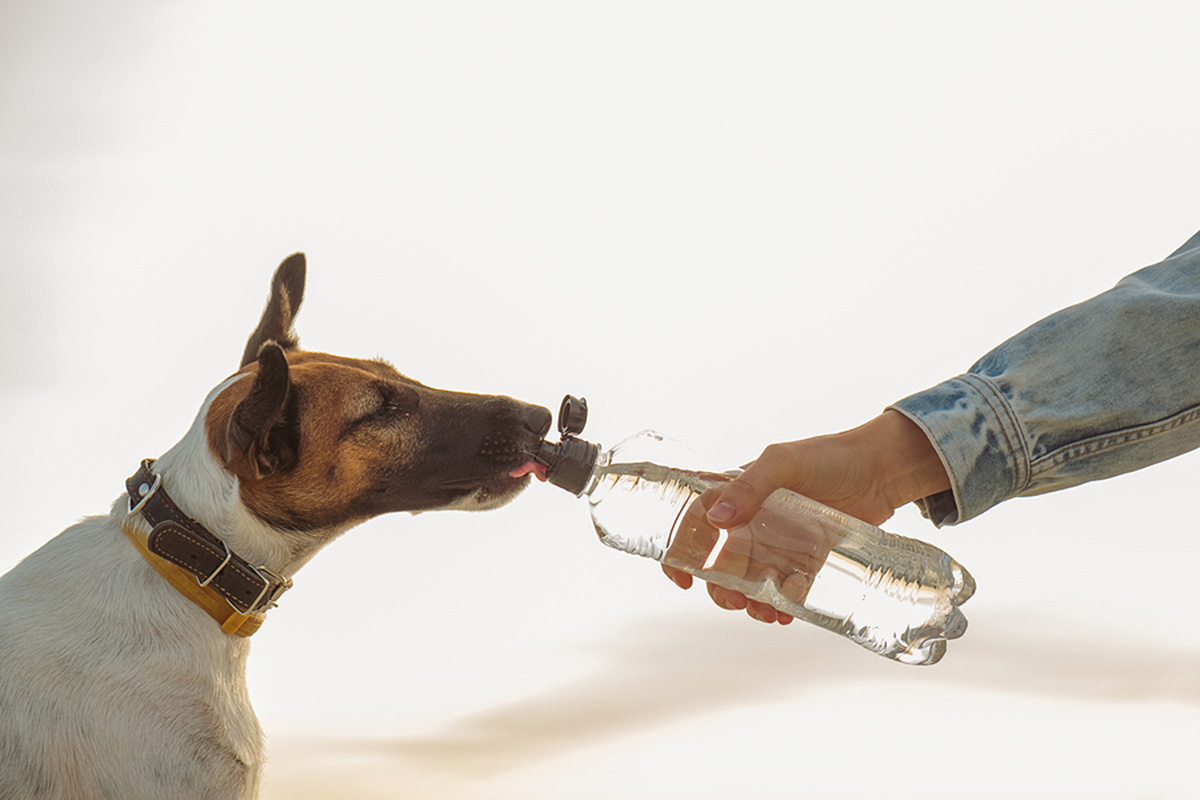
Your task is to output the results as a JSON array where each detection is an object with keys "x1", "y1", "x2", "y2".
[
  {"x1": 141, "y1": 376, "x2": 351, "y2": 573},
  {"x1": 124, "y1": 457, "x2": 295, "y2": 636},
  {"x1": 116, "y1": 375, "x2": 349, "y2": 637}
]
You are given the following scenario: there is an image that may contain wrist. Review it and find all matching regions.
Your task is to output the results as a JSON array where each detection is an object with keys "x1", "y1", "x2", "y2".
[{"x1": 855, "y1": 410, "x2": 951, "y2": 510}]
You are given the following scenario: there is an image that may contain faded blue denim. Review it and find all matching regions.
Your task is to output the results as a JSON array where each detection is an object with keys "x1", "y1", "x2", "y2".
[{"x1": 891, "y1": 230, "x2": 1200, "y2": 526}]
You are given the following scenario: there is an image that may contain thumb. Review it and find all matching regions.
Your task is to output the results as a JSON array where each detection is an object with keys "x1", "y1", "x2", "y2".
[{"x1": 706, "y1": 446, "x2": 799, "y2": 528}]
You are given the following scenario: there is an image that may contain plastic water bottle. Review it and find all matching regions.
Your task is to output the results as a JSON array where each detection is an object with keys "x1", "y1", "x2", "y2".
[{"x1": 524, "y1": 396, "x2": 975, "y2": 665}]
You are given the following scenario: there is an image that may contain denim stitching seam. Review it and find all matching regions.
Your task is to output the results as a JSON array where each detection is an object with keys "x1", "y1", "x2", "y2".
[{"x1": 1029, "y1": 404, "x2": 1200, "y2": 475}]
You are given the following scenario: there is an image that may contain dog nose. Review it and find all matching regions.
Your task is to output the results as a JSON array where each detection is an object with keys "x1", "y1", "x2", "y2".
[{"x1": 524, "y1": 405, "x2": 553, "y2": 438}]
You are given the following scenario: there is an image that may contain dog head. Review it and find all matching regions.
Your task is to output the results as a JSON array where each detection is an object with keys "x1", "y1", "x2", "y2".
[{"x1": 202, "y1": 254, "x2": 552, "y2": 536}]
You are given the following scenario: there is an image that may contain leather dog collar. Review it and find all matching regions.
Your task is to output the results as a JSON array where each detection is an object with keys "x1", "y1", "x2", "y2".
[{"x1": 124, "y1": 459, "x2": 292, "y2": 637}]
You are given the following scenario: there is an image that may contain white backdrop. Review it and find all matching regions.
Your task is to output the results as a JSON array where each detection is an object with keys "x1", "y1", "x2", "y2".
[{"x1": 3, "y1": 3, "x2": 1199, "y2": 798}]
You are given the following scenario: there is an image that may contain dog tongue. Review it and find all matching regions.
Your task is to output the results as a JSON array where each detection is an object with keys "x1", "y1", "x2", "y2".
[{"x1": 508, "y1": 461, "x2": 548, "y2": 482}]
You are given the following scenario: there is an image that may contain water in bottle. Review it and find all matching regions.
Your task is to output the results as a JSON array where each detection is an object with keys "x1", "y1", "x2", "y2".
[{"x1": 528, "y1": 396, "x2": 975, "y2": 665}]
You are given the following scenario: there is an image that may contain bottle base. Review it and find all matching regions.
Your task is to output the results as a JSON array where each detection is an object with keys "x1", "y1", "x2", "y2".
[{"x1": 896, "y1": 638, "x2": 947, "y2": 666}]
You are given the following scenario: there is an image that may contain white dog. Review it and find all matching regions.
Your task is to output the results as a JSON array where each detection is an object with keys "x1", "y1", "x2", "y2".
[{"x1": 0, "y1": 255, "x2": 551, "y2": 799}]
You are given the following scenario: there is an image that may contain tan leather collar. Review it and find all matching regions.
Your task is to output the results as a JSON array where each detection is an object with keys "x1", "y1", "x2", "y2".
[
  {"x1": 124, "y1": 459, "x2": 292, "y2": 637},
  {"x1": 122, "y1": 524, "x2": 265, "y2": 636}
]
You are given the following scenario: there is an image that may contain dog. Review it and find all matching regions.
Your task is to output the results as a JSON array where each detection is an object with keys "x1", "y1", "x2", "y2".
[{"x1": 0, "y1": 254, "x2": 552, "y2": 799}]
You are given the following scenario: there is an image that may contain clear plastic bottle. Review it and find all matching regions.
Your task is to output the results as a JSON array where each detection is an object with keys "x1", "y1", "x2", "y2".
[{"x1": 530, "y1": 396, "x2": 975, "y2": 666}]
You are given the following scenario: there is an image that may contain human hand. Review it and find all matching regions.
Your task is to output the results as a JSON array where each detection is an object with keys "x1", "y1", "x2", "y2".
[{"x1": 662, "y1": 410, "x2": 950, "y2": 624}]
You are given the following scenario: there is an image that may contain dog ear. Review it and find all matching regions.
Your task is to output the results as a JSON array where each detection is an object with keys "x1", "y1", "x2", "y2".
[
  {"x1": 226, "y1": 342, "x2": 299, "y2": 479},
  {"x1": 240, "y1": 253, "x2": 306, "y2": 369}
]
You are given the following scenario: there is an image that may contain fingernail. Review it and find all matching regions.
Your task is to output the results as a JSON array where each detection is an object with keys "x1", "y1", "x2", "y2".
[{"x1": 708, "y1": 502, "x2": 736, "y2": 525}]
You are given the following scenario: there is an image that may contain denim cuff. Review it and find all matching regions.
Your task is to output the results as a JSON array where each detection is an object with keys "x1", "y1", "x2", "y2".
[{"x1": 888, "y1": 374, "x2": 1029, "y2": 526}]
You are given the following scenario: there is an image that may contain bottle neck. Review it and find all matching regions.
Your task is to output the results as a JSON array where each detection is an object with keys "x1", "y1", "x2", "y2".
[{"x1": 534, "y1": 435, "x2": 602, "y2": 497}]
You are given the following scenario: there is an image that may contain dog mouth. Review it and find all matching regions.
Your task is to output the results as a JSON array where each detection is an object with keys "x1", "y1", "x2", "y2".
[
  {"x1": 435, "y1": 458, "x2": 547, "y2": 492},
  {"x1": 506, "y1": 461, "x2": 548, "y2": 482},
  {"x1": 432, "y1": 460, "x2": 546, "y2": 510}
]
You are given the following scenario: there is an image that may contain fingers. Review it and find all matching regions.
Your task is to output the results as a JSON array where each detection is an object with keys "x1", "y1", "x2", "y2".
[
  {"x1": 707, "y1": 582, "x2": 793, "y2": 625},
  {"x1": 666, "y1": 441, "x2": 812, "y2": 628},
  {"x1": 753, "y1": 603, "x2": 793, "y2": 625},
  {"x1": 707, "y1": 581, "x2": 747, "y2": 611},
  {"x1": 661, "y1": 564, "x2": 693, "y2": 590},
  {"x1": 705, "y1": 443, "x2": 807, "y2": 529},
  {"x1": 664, "y1": 565, "x2": 790, "y2": 625}
]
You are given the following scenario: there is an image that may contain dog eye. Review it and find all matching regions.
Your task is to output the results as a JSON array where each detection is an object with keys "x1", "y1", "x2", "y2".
[
  {"x1": 355, "y1": 386, "x2": 418, "y2": 425},
  {"x1": 376, "y1": 399, "x2": 405, "y2": 419}
]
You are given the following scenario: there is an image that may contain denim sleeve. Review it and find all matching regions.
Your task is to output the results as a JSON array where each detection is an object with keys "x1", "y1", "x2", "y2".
[{"x1": 890, "y1": 230, "x2": 1200, "y2": 526}]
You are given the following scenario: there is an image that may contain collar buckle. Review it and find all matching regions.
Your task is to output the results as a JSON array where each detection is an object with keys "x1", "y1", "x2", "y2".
[
  {"x1": 250, "y1": 563, "x2": 294, "y2": 610},
  {"x1": 127, "y1": 468, "x2": 162, "y2": 516}
]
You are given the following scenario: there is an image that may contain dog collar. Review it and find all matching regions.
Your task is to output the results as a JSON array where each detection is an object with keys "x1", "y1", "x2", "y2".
[{"x1": 123, "y1": 459, "x2": 292, "y2": 637}]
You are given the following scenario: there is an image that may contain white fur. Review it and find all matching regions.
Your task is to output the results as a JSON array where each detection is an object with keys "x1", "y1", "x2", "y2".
[{"x1": 0, "y1": 377, "x2": 350, "y2": 799}]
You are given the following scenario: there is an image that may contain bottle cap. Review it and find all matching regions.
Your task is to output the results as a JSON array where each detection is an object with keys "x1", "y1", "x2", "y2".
[
  {"x1": 535, "y1": 394, "x2": 602, "y2": 496},
  {"x1": 557, "y1": 395, "x2": 589, "y2": 436}
]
